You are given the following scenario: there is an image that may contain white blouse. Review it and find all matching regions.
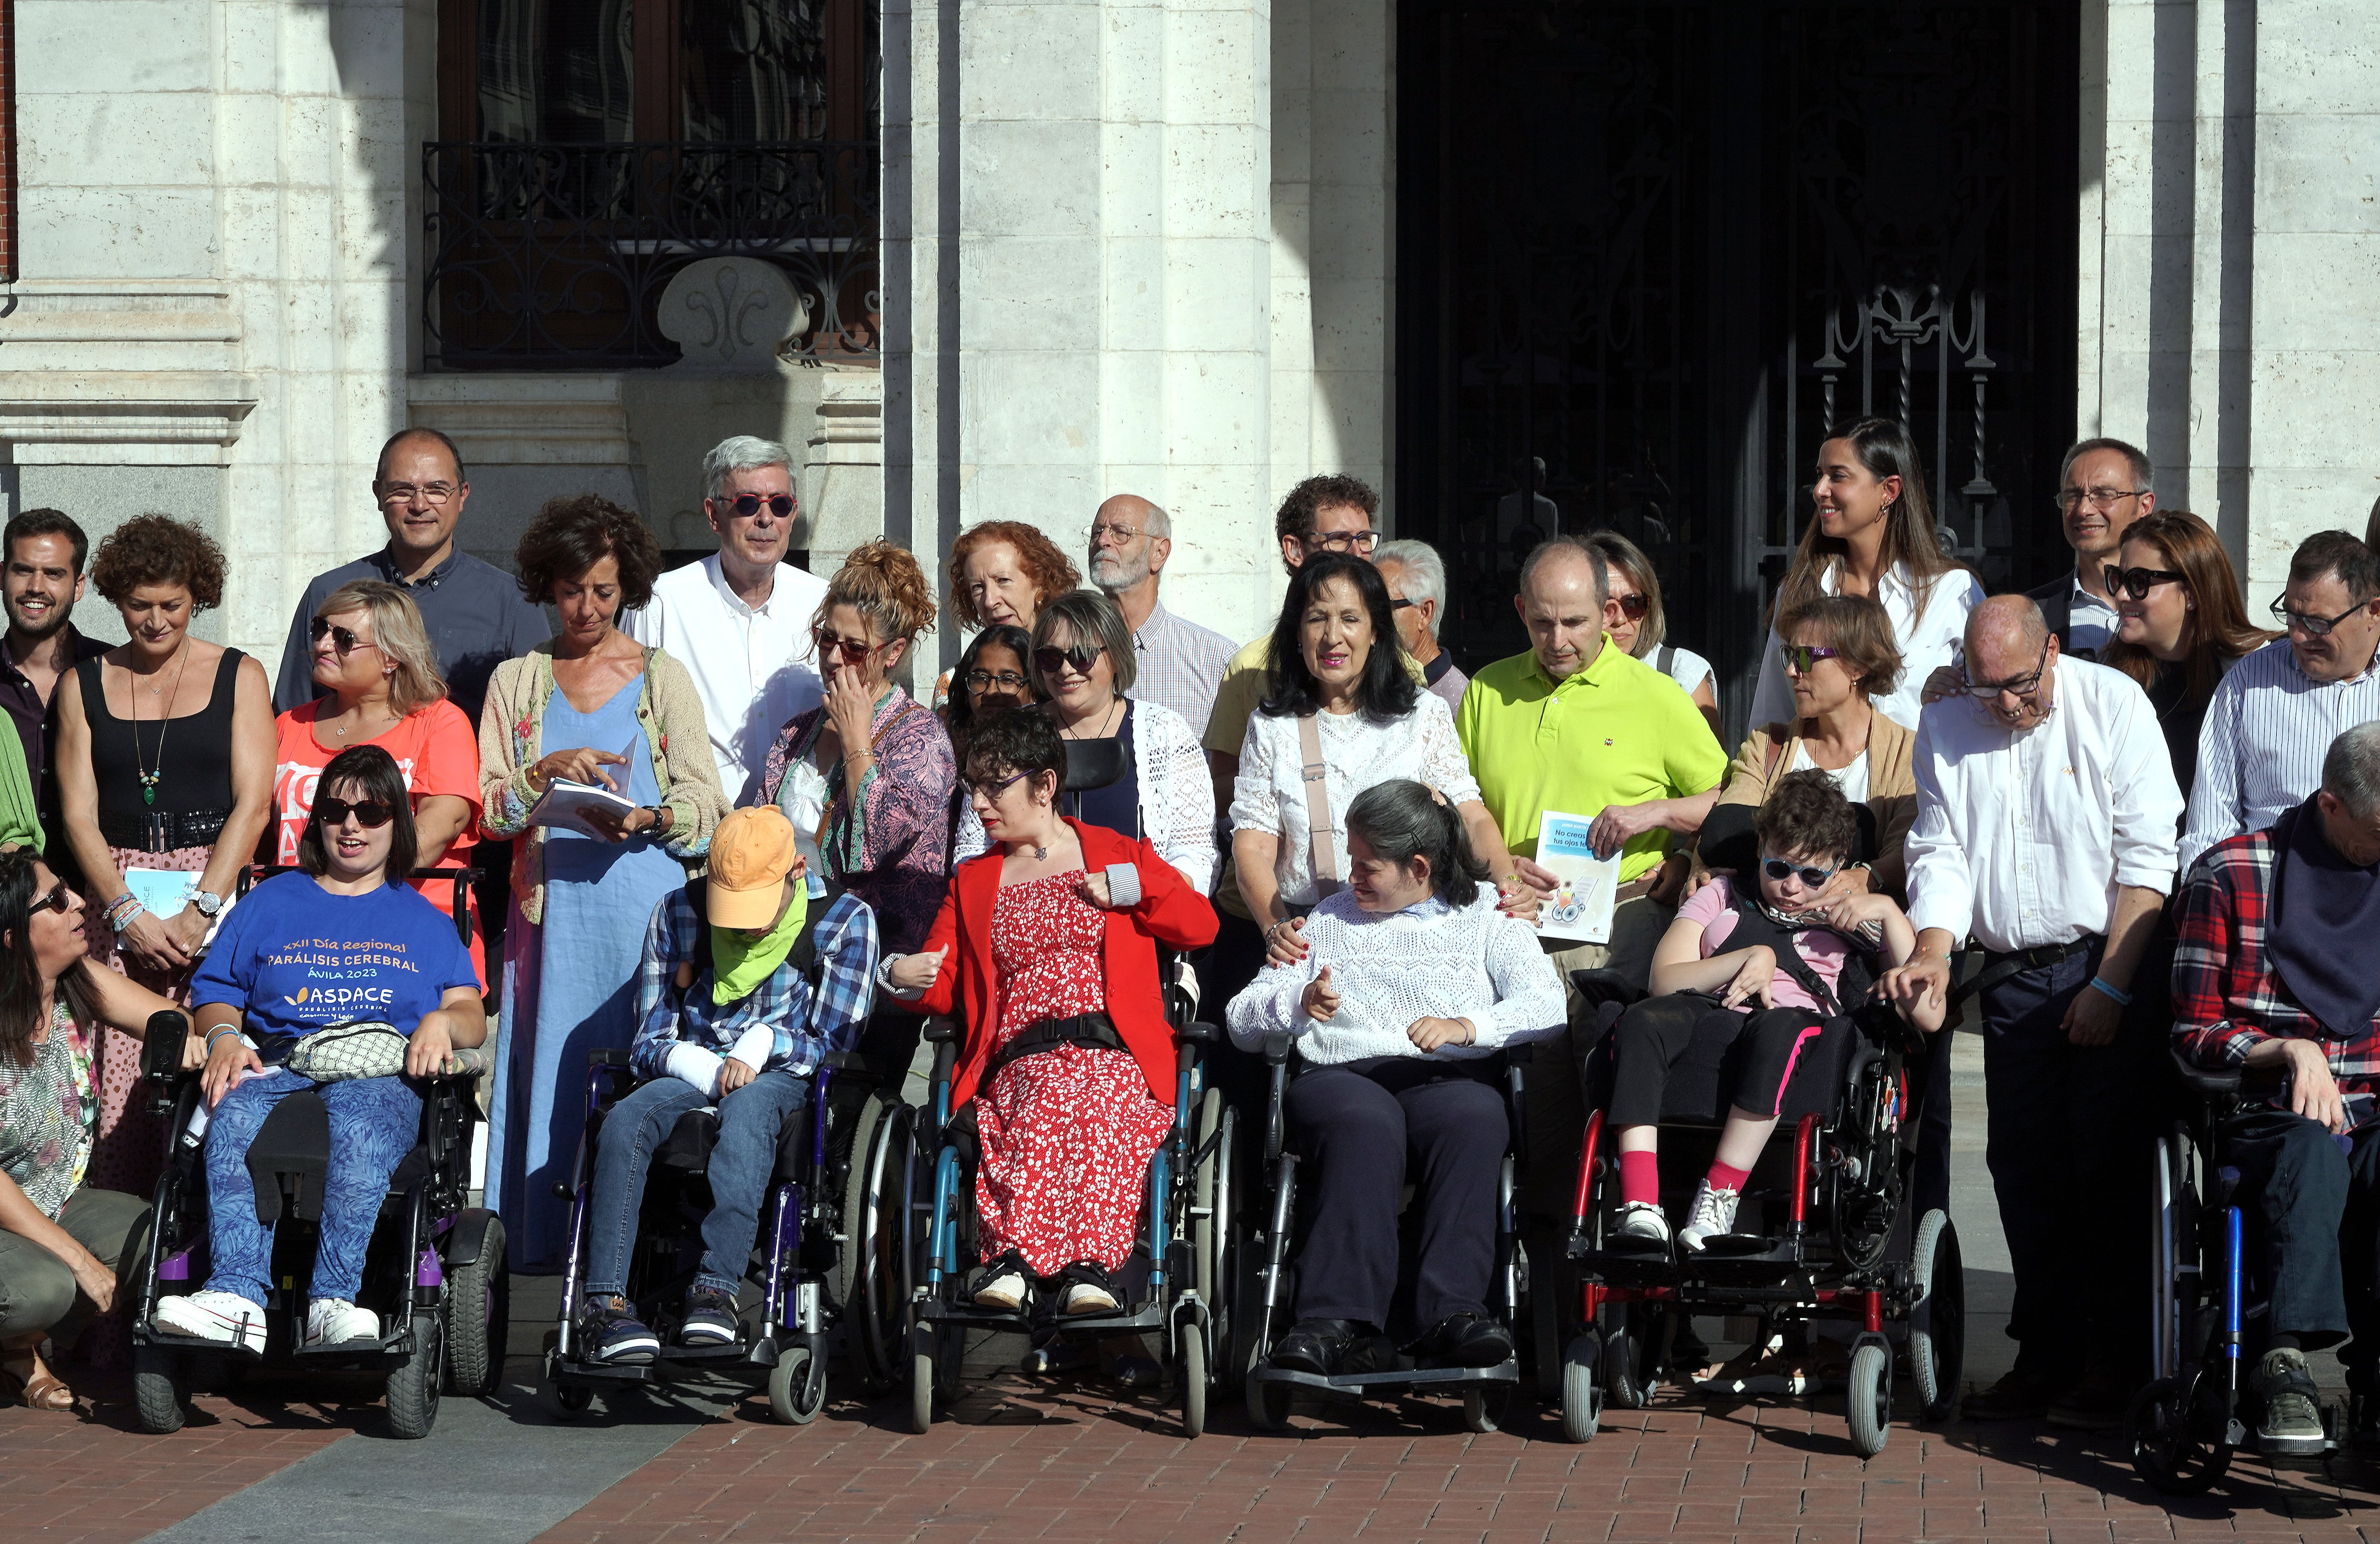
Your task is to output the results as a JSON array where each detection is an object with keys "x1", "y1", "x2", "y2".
[
  {"x1": 1786, "y1": 740, "x2": 1872, "y2": 806},
  {"x1": 1748, "y1": 562, "x2": 1985, "y2": 733},
  {"x1": 1229, "y1": 692, "x2": 1483, "y2": 909},
  {"x1": 1224, "y1": 884, "x2": 1567, "y2": 1064}
]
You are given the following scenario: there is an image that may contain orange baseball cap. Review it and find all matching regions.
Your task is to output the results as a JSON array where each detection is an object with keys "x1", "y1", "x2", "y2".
[{"x1": 707, "y1": 806, "x2": 800, "y2": 930}]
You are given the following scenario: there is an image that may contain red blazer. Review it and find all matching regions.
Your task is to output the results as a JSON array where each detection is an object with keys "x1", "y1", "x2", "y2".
[{"x1": 913, "y1": 819, "x2": 1219, "y2": 1108}]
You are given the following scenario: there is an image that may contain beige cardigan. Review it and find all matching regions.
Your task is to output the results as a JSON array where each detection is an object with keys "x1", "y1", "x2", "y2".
[
  {"x1": 1709, "y1": 711, "x2": 1919, "y2": 901},
  {"x1": 478, "y1": 643, "x2": 728, "y2": 926}
]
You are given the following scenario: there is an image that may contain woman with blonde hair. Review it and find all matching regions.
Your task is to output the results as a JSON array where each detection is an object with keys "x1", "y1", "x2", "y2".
[
  {"x1": 1586, "y1": 530, "x2": 1721, "y2": 737},
  {"x1": 269, "y1": 580, "x2": 487, "y2": 983}
]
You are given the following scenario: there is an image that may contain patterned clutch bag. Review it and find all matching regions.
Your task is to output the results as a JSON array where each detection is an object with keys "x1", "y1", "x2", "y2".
[{"x1": 285, "y1": 1021, "x2": 409, "y2": 1083}]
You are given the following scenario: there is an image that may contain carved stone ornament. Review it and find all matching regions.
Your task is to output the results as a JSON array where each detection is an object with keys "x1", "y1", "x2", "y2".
[{"x1": 656, "y1": 257, "x2": 810, "y2": 370}]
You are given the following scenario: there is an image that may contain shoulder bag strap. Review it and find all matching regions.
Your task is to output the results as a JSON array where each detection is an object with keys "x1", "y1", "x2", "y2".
[
  {"x1": 1296, "y1": 714, "x2": 1342, "y2": 897},
  {"x1": 1656, "y1": 643, "x2": 1674, "y2": 677}
]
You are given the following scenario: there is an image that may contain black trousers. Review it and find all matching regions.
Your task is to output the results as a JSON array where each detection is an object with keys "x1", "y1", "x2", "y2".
[
  {"x1": 1285, "y1": 1058, "x2": 1507, "y2": 1332},
  {"x1": 1608, "y1": 996, "x2": 1826, "y2": 1128},
  {"x1": 1979, "y1": 943, "x2": 2159, "y2": 1366},
  {"x1": 2223, "y1": 1107, "x2": 2380, "y2": 1385}
]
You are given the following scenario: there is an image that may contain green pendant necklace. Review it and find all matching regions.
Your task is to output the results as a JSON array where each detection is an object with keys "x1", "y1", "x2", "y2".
[{"x1": 131, "y1": 642, "x2": 192, "y2": 807}]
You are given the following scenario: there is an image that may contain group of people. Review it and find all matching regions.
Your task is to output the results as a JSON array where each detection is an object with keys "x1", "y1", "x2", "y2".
[{"x1": 0, "y1": 414, "x2": 2375, "y2": 1454}]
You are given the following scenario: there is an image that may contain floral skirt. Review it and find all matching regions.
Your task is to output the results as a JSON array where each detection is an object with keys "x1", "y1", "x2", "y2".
[{"x1": 974, "y1": 1045, "x2": 1170, "y2": 1276}]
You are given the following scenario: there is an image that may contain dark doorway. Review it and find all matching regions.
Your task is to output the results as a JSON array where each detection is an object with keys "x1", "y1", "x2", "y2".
[{"x1": 1397, "y1": 0, "x2": 2079, "y2": 735}]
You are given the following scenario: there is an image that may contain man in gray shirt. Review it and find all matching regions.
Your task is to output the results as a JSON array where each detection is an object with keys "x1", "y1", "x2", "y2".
[{"x1": 1087, "y1": 493, "x2": 1233, "y2": 737}]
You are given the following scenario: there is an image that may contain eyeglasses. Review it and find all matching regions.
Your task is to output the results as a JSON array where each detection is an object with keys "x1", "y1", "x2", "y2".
[
  {"x1": 1780, "y1": 643, "x2": 1843, "y2": 675},
  {"x1": 310, "y1": 618, "x2": 383, "y2": 657},
  {"x1": 2271, "y1": 595, "x2": 2377, "y2": 638},
  {"x1": 377, "y1": 481, "x2": 457, "y2": 507},
  {"x1": 30, "y1": 878, "x2": 70, "y2": 916},
  {"x1": 1605, "y1": 593, "x2": 1650, "y2": 621},
  {"x1": 1086, "y1": 522, "x2": 1143, "y2": 547},
  {"x1": 2103, "y1": 566, "x2": 2185, "y2": 601},
  {"x1": 2054, "y1": 486, "x2": 2144, "y2": 512},
  {"x1": 723, "y1": 492, "x2": 796, "y2": 520},
  {"x1": 1762, "y1": 856, "x2": 1839, "y2": 889},
  {"x1": 1960, "y1": 638, "x2": 2053, "y2": 700},
  {"x1": 1301, "y1": 529, "x2": 1381, "y2": 555},
  {"x1": 966, "y1": 772, "x2": 1026, "y2": 802},
  {"x1": 1034, "y1": 642, "x2": 1107, "y2": 678},
  {"x1": 315, "y1": 797, "x2": 396, "y2": 829},
  {"x1": 964, "y1": 669, "x2": 1029, "y2": 694},
  {"x1": 813, "y1": 630, "x2": 883, "y2": 665},
  {"x1": 1388, "y1": 597, "x2": 1417, "y2": 612}
]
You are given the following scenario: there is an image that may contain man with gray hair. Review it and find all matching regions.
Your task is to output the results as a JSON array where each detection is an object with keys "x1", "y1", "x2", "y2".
[
  {"x1": 2026, "y1": 436, "x2": 2156, "y2": 657},
  {"x1": 623, "y1": 435, "x2": 828, "y2": 803},
  {"x1": 1375, "y1": 538, "x2": 1468, "y2": 712},
  {"x1": 2171, "y1": 721, "x2": 2380, "y2": 1454},
  {"x1": 1086, "y1": 492, "x2": 1233, "y2": 740}
]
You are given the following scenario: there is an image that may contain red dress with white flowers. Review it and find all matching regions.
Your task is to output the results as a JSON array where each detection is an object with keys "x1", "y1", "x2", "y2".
[{"x1": 975, "y1": 872, "x2": 1170, "y2": 1275}]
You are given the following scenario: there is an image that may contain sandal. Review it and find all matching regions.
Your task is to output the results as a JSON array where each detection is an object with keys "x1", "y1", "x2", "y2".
[{"x1": 0, "y1": 1347, "x2": 77, "y2": 1412}]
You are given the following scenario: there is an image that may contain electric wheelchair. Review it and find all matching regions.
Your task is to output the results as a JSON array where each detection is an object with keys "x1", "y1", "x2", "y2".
[
  {"x1": 2129, "y1": 1047, "x2": 2345, "y2": 1494},
  {"x1": 1235, "y1": 1032, "x2": 1535, "y2": 1434},
  {"x1": 1561, "y1": 971, "x2": 1963, "y2": 1456}
]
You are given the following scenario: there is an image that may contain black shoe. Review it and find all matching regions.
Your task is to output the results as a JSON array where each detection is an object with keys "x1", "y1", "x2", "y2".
[
  {"x1": 1270, "y1": 1319, "x2": 1361, "y2": 1377},
  {"x1": 2045, "y1": 1356, "x2": 2136, "y2": 1431},
  {"x1": 679, "y1": 1285, "x2": 739, "y2": 1347},
  {"x1": 1963, "y1": 1364, "x2": 2067, "y2": 1421},
  {"x1": 2253, "y1": 1347, "x2": 2326, "y2": 1456},
  {"x1": 580, "y1": 1293, "x2": 659, "y2": 1365},
  {"x1": 1417, "y1": 1312, "x2": 1514, "y2": 1369}
]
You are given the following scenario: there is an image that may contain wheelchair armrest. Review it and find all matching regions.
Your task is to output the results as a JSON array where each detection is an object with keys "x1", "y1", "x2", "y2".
[
  {"x1": 820, "y1": 1049, "x2": 869, "y2": 1071},
  {"x1": 426, "y1": 1045, "x2": 493, "y2": 1082},
  {"x1": 1176, "y1": 1021, "x2": 1221, "y2": 1044},
  {"x1": 2167, "y1": 1041, "x2": 2286, "y2": 1103},
  {"x1": 922, "y1": 1019, "x2": 960, "y2": 1044},
  {"x1": 1503, "y1": 1043, "x2": 1534, "y2": 1065},
  {"x1": 589, "y1": 1047, "x2": 634, "y2": 1068},
  {"x1": 1261, "y1": 1029, "x2": 1293, "y2": 1066},
  {"x1": 140, "y1": 1011, "x2": 192, "y2": 1083}
]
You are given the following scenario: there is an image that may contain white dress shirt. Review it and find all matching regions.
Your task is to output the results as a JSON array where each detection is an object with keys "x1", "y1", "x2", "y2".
[
  {"x1": 1749, "y1": 562, "x2": 1986, "y2": 732},
  {"x1": 621, "y1": 555, "x2": 830, "y2": 804},
  {"x1": 1904, "y1": 657, "x2": 2184, "y2": 953},
  {"x1": 2179, "y1": 637, "x2": 2380, "y2": 877}
]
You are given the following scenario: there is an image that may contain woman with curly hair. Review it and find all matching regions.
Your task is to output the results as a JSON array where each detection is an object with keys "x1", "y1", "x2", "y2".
[
  {"x1": 53, "y1": 514, "x2": 274, "y2": 1202},
  {"x1": 758, "y1": 541, "x2": 954, "y2": 955},
  {"x1": 933, "y1": 520, "x2": 1081, "y2": 709},
  {"x1": 479, "y1": 495, "x2": 728, "y2": 1272}
]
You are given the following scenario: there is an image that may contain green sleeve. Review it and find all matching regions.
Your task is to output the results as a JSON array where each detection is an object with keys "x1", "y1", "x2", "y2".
[
  {"x1": 0, "y1": 725, "x2": 40, "y2": 853},
  {"x1": 1665, "y1": 686, "x2": 1729, "y2": 797}
]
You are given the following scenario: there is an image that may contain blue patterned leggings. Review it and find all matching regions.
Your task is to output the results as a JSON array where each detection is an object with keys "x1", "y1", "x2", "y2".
[{"x1": 202, "y1": 1069, "x2": 422, "y2": 1306}]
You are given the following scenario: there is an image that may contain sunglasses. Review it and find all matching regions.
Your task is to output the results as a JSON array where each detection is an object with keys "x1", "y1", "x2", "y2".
[
  {"x1": 1762, "y1": 856, "x2": 1838, "y2": 888},
  {"x1": 315, "y1": 796, "x2": 397, "y2": 829},
  {"x1": 1779, "y1": 643, "x2": 1842, "y2": 675},
  {"x1": 724, "y1": 492, "x2": 796, "y2": 520},
  {"x1": 30, "y1": 878, "x2": 70, "y2": 916},
  {"x1": 2104, "y1": 566, "x2": 2185, "y2": 601},
  {"x1": 965, "y1": 668, "x2": 1029, "y2": 693},
  {"x1": 1035, "y1": 642, "x2": 1107, "y2": 678},
  {"x1": 814, "y1": 631, "x2": 883, "y2": 665},
  {"x1": 310, "y1": 617, "x2": 383, "y2": 657},
  {"x1": 2271, "y1": 595, "x2": 2375, "y2": 638},
  {"x1": 1605, "y1": 593, "x2": 1650, "y2": 621}
]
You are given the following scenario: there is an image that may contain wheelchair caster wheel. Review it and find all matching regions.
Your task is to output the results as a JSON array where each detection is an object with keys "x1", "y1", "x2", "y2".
[
  {"x1": 1462, "y1": 1385, "x2": 1510, "y2": 1434},
  {"x1": 536, "y1": 1336, "x2": 594, "y2": 1422},
  {"x1": 133, "y1": 1345, "x2": 189, "y2": 1435},
  {"x1": 2128, "y1": 1375, "x2": 2234, "y2": 1495},
  {"x1": 1560, "y1": 1332, "x2": 1604, "y2": 1444},
  {"x1": 769, "y1": 1346, "x2": 827, "y2": 1425},
  {"x1": 1179, "y1": 1326, "x2": 1207, "y2": 1439},
  {"x1": 1246, "y1": 1374, "x2": 1293, "y2": 1432},
  {"x1": 1844, "y1": 1341, "x2": 1892, "y2": 1458}
]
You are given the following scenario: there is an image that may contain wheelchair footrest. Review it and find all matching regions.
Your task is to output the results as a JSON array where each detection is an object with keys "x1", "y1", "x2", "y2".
[
  {"x1": 1249, "y1": 1360, "x2": 1520, "y2": 1399},
  {"x1": 136, "y1": 1326, "x2": 267, "y2": 1359},
  {"x1": 919, "y1": 1299, "x2": 1168, "y2": 1335}
]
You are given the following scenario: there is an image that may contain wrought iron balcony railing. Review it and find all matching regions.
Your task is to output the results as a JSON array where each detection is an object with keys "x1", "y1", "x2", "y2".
[{"x1": 422, "y1": 139, "x2": 880, "y2": 370}]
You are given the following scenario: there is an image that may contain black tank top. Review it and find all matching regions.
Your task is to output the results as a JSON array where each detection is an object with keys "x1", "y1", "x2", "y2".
[{"x1": 77, "y1": 648, "x2": 245, "y2": 819}]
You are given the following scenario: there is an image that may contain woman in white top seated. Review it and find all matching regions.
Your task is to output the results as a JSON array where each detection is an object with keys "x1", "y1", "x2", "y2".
[
  {"x1": 1226, "y1": 780, "x2": 1566, "y2": 1377},
  {"x1": 1587, "y1": 530, "x2": 1720, "y2": 739},
  {"x1": 1230, "y1": 554, "x2": 1529, "y2": 970}
]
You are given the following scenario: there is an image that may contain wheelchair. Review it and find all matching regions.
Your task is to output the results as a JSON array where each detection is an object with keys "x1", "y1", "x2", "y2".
[
  {"x1": 1236, "y1": 1033, "x2": 1534, "y2": 1434},
  {"x1": 2129, "y1": 1047, "x2": 2343, "y2": 1494},
  {"x1": 1561, "y1": 971, "x2": 1963, "y2": 1457},
  {"x1": 127, "y1": 1011, "x2": 503, "y2": 1439}
]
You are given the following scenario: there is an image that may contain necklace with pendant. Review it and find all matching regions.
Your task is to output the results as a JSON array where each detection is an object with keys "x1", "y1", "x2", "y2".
[{"x1": 130, "y1": 642, "x2": 192, "y2": 807}]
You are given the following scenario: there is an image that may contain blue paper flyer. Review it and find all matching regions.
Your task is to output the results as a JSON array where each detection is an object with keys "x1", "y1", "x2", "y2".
[{"x1": 1533, "y1": 810, "x2": 1621, "y2": 945}]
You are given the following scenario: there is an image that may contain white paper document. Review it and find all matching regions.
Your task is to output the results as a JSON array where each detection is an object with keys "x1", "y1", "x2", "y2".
[{"x1": 1531, "y1": 809, "x2": 1622, "y2": 946}]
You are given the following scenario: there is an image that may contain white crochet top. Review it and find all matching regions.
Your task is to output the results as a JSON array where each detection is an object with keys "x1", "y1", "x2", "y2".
[{"x1": 1224, "y1": 883, "x2": 1567, "y2": 1065}]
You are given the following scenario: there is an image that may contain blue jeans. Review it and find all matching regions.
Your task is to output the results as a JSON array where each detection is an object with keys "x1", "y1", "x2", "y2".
[
  {"x1": 584, "y1": 1070, "x2": 809, "y2": 1300},
  {"x1": 204, "y1": 1069, "x2": 423, "y2": 1306}
]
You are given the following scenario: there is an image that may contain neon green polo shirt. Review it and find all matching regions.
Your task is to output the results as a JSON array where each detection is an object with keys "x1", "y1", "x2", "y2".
[{"x1": 1456, "y1": 637, "x2": 1728, "y2": 884}]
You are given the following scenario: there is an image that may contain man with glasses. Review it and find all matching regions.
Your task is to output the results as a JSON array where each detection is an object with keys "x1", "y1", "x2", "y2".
[
  {"x1": 2180, "y1": 529, "x2": 2380, "y2": 876},
  {"x1": 1375, "y1": 539, "x2": 1469, "y2": 712},
  {"x1": 274, "y1": 428, "x2": 548, "y2": 727},
  {"x1": 623, "y1": 435, "x2": 830, "y2": 805},
  {"x1": 1881, "y1": 594, "x2": 2183, "y2": 1426},
  {"x1": 2026, "y1": 437, "x2": 2157, "y2": 657},
  {"x1": 1085, "y1": 492, "x2": 1232, "y2": 737}
]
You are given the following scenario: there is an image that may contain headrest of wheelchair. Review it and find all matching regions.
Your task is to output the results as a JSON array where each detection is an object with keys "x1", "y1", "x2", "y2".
[{"x1": 1062, "y1": 737, "x2": 1130, "y2": 793}]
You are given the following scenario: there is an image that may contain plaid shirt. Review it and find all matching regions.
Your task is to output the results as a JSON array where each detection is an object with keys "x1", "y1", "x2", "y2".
[
  {"x1": 2172, "y1": 826, "x2": 2380, "y2": 1094},
  {"x1": 629, "y1": 888, "x2": 880, "y2": 1085}
]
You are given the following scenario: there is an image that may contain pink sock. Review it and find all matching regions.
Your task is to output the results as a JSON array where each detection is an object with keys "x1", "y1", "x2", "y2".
[
  {"x1": 1619, "y1": 1149, "x2": 1661, "y2": 1206},
  {"x1": 1706, "y1": 1161, "x2": 1751, "y2": 1194}
]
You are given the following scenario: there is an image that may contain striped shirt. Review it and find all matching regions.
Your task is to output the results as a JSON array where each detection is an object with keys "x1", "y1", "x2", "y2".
[
  {"x1": 2179, "y1": 639, "x2": 2380, "y2": 876},
  {"x1": 1126, "y1": 595, "x2": 1235, "y2": 745}
]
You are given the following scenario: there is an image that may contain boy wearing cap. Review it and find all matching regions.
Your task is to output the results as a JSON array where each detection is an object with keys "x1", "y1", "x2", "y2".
[{"x1": 575, "y1": 807, "x2": 880, "y2": 1365}]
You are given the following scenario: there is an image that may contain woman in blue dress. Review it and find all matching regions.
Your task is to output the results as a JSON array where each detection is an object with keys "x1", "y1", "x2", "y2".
[{"x1": 479, "y1": 496, "x2": 727, "y2": 1273}]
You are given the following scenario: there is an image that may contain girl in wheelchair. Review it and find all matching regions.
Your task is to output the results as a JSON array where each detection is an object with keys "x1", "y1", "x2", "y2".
[
  {"x1": 1225, "y1": 779, "x2": 1566, "y2": 1377},
  {"x1": 885, "y1": 708, "x2": 1217, "y2": 1317},
  {"x1": 1610, "y1": 770, "x2": 1942, "y2": 1254}
]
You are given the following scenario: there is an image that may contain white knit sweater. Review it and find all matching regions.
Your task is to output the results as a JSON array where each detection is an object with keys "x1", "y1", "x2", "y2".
[{"x1": 1224, "y1": 883, "x2": 1567, "y2": 1065}]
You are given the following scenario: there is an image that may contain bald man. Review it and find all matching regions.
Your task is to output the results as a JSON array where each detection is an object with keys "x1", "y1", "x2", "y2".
[
  {"x1": 1882, "y1": 594, "x2": 2182, "y2": 1428},
  {"x1": 1086, "y1": 492, "x2": 1233, "y2": 741}
]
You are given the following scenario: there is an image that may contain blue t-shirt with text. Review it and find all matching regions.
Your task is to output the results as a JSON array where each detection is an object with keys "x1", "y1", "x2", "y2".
[{"x1": 188, "y1": 873, "x2": 479, "y2": 1053}]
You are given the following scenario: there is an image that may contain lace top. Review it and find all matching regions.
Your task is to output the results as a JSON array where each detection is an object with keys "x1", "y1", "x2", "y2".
[
  {"x1": 0, "y1": 1004, "x2": 95, "y2": 1219},
  {"x1": 1224, "y1": 884, "x2": 1566, "y2": 1065},
  {"x1": 1228, "y1": 693, "x2": 1482, "y2": 907}
]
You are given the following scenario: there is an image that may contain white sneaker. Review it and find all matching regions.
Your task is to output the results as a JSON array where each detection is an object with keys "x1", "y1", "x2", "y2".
[
  {"x1": 1612, "y1": 1202, "x2": 1672, "y2": 1245},
  {"x1": 1061, "y1": 1280, "x2": 1119, "y2": 1316},
  {"x1": 1677, "y1": 1181, "x2": 1742, "y2": 1253},
  {"x1": 304, "y1": 1298, "x2": 381, "y2": 1347},
  {"x1": 153, "y1": 1289, "x2": 267, "y2": 1353},
  {"x1": 972, "y1": 1270, "x2": 1027, "y2": 1311}
]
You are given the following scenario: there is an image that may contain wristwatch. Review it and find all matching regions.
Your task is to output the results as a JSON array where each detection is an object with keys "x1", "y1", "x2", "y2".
[{"x1": 190, "y1": 889, "x2": 224, "y2": 918}]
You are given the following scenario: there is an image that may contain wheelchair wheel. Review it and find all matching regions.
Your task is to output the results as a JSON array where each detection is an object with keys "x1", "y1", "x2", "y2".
[
  {"x1": 838, "y1": 1094, "x2": 916, "y2": 1394},
  {"x1": 1908, "y1": 1209, "x2": 1964, "y2": 1422},
  {"x1": 1603, "y1": 1304, "x2": 1656, "y2": 1409},
  {"x1": 385, "y1": 1312, "x2": 445, "y2": 1440},
  {"x1": 1246, "y1": 1371, "x2": 1293, "y2": 1431},
  {"x1": 133, "y1": 1345, "x2": 189, "y2": 1434},
  {"x1": 1844, "y1": 1340, "x2": 1892, "y2": 1458},
  {"x1": 1192, "y1": 1093, "x2": 1234, "y2": 1382},
  {"x1": 769, "y1": 1345, "x2": 827, "y2": 1425},
  {"x1": 1179, "y1": 1322, "x2": 1208, "y2": 1439},
  {"x1": 536, "y1": 1330, "x2": 593, "y2": 1421},
  {"x1": 444, "y1": 1216, "x2": 509, "y2": 1398},
  {"x1": 1560, "y1": 1332, "x2": 1604, "y2": 1443},
  {"x1": 2128, "y1": 1375, "x2": 2234, "y2": 1496},
  {"x1": 908, "y1": 1320, "x2": 938, "y2": 1434},
  {"x1": 1463, "y1": 1384, "x2": 1511, "y2": 1434}
]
